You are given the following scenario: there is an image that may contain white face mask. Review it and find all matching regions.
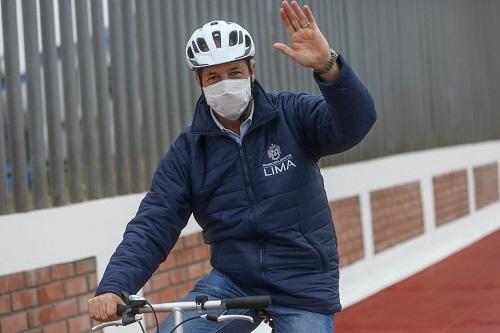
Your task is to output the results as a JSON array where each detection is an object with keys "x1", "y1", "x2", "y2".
[{"x1": 203, "y1": 77, "x2": 252, "y2": 120}]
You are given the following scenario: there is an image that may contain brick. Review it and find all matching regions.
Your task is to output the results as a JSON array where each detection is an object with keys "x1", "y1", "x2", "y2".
[
  {"x1": 0, "y1": 294, "x2": 11, "y2": 314},
  {"x1": 0, "y1": 272, "x2": 25, "y2": 293},
  {"x1": 63, "y1": 276, "x2": 88, "y2": 297},
  {"x1": 331, "y1": 196, "x2": 358, "y2": 207},
  {"x1": 43, "y1": 321, "x2": 68, "y2": 333},
  {"x1": 11, "y1": 288, "x2": 38, "y2": 310},
  {"x1": 24, "y1": 267, "x2": 51, "y2": 288},
  {"x1": 75, "y1": 258, "x2": 96, "y2": 275},
  {"x1": 433, "y1": 171, "x2": 469, "y2": 226},
  {"x1": 339, "y1": 239, "x2": 363, "y2": 254},
  {"x1": 186, "y1": 263, "x2": 204, "y2": 280},
  {"x1": 87, "y1": 273, "x2": 97, "y2": 291},
  {"x1": 28, "y1": 304, "x2": 56, "y2": 327},
  {"x1": 53, "y1": 299, "x2": 79, "y2": 320},
  {"x1": 330, "y1": 195, "x2": 363, "y2": 263},
  {"x1": 340, "y1": 227, "x2": 363, "y2": 242},
  {"x1": 174, "y1": 249, "x2": 195, "y2": 266},
  {"x1": 159, "y1": 288, "x2": 177, "y2": 303},
  {"x1": 171, "y1": 240, "x2": 185, "y2": 252},
  {"x1": 151, "y1": 271, "x2": 170, "y2": 291},
  {"x1": 0, "y1": 312, "x2": 29, "y2": 333},
  {"x1": 340, "y1": 249, "x2": 364, "y2": 267},
  {"x1": 474, "y1": 163, "x2": 499, "y2": 209},
  {"x1": 50, "y1": 263, "x2": 75, "y2": 281},
  {"x1": 202, "y1": 260, "x2": 213, "y2": 275},
  {"x1": 176, "y1": 282, "x2": 194, "y2": 299},
  {"x1": 192, "y1": 245, "x2": 210, "y2": 261},
  {"x1": 143, "y1": 281, "x2": 153, "y2": 293},
  {"x1": 158, "y1": 257, "x2": 176, "y2": 272},
  {"x1": 169, "y1": 268, "x2": 186, "y2": 285},
  {"x1": 371, "y1": 181, "x2": 424, "y2": 253},
  {"x1": 330, "y1": 196, "x2": 361, "y2": 221},
  {"x1": 67, "y1": 314, "x2": 90, "y2": 333},
  {"x1": 145, "y1": 291, "x2": 161, "y2": 304},
  {"x1": 182, "y1": 233, "x2": 203, "y2": 248},
  {"x1": 77, "y1": 293, "x2": 94, "y2": 314},
  {"x1": 38, "y1": 282, "x2": 64, "y2": 304}
]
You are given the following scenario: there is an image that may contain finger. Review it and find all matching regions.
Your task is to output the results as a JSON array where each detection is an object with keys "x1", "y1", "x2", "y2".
[
  {"x1": 303, "y1": 5, "x2": 318, "y2": 29},
  {"x1": 273, "y1": 43, "x2": 295, "y2": 58},
  {"x1": 107, "y1": 300, "x2": 118, "y2": 321},
  {"x1": 87, "y1": 300, "x2": 96, "y2": 320},
  {"x1": 282, "y1": 1, "x2": 301, "y2": 32},
  {"x1": 89, "y1": 300, "x2": 103, "y2": 322},
  {"x1": 97, "y1": 301, "x2": 110, "y2": 322},
  {"x1": 291, "y1": 1, "x2": 309, "y2": 28},
  {"x1": 280, "y1": 8, "x2": 295, "y2": 34}
]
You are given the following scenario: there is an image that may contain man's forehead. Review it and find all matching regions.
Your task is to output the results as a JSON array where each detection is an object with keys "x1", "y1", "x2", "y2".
[{"x1": 202, "y1": 60, "x2": 247, "y2": 75}]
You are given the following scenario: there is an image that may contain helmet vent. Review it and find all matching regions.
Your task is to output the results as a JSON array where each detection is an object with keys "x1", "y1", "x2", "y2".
[
  {"x1": 187, "y1": 46, "x2": 194, "y2": 59},
  {"x1": 212, "y1": 31, "x2": 221, "y2": 48},
  {"x1": 245, "y1": 35, "x2": 252, "y2": 47},
  {"x1": 229, "y1": 30, "x2": 238, "y2": 46},
  {"x1": 197, "y1": 38, "x2": 209, "y2": 52},
  {"x1": 238, "y1": 31, "x2": 243, "y2": 44},
  {"x1": 191, "y1": 41, "x2": 199, "y2": 53}
]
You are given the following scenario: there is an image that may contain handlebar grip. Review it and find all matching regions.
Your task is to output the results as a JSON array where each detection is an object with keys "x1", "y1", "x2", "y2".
[
  {"x1": 117, "y1": 304, "x2": 129, "y2": 316},
  {"x1": 224, "y1": 296, "x2": 271, "y2": 310}
]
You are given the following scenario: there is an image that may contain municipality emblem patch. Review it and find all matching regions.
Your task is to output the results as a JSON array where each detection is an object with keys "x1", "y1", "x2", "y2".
[{"x1": 267, "y1": 144, "x2": 281, "y2": 161}]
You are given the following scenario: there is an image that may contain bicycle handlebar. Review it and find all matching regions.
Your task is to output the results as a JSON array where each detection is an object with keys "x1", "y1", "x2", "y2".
[
  {"x1": 224, "y1": 296, "x2": 271, "y2": 310},
  {"x1": 92, "y1": 294, "x2": 271, "y2": 331},
  {"x1": 116, "y1": 295, "x2": 271, "y2": 315}
]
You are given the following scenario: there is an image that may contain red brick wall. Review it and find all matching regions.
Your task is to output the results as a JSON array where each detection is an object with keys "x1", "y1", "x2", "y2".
[
  {"x1": 433, "y1": 169, "x2": 469, "y2": 226},
  {"x1": 330, "y1": 196, "x2": 364, "y2": 267},
  {"x1": 0, "y1": 257, "x2": 96, "y2": 333},
  {"x1": 371, "y1": 182, "x2": 424, "y2": 253},
  {"x1": 474, "y1": 163, "x2": 499, "y2": 209},
  {"x1": 142, "y1": 233, "x2": 211, "y2": 331}
]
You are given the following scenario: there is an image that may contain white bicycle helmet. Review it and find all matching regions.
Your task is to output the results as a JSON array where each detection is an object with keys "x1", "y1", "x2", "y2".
[{"x1": 186, "y1": 20, "x2": 255, "y2": 70}]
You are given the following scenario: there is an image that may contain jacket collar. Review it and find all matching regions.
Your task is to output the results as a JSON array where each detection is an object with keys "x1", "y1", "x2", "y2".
[{"x1": 191, "y1": 80, "x2": 279, "y2": 135}]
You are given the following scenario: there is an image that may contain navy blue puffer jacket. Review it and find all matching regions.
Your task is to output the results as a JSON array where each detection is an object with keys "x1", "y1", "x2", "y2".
[{"x1": 96, "y1": 55, "x2": 376, "y2": 314}]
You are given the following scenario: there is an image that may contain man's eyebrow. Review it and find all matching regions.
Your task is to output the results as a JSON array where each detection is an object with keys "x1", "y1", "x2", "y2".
[
  {"x1": 205, "y1": 66, "x2": 242, "y2": 76},
  {"x1": 205, "y1": 71, "x2": 218, "y2": 76}
]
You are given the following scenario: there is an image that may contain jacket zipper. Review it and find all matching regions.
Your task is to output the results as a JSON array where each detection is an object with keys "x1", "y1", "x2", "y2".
[
  {"x1": 258, "y1": 239, "x2": 264, "y2": 275},
  {"x1": 239, "y1": 146, "x2": 255, "y2": 203},
  {"x1": 239, "y1": 142, "x2": 266, "y2": 280}
]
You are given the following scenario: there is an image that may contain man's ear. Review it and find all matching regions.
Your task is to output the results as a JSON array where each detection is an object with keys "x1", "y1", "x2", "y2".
[{"x1": 250, "y1": 61, "x2": 256, "y2": 81}]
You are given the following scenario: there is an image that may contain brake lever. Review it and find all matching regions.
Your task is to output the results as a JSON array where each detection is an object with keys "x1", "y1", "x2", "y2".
[
  {"x1": 218, "y1": 314, "x2": 254, "y2": 323},
  {"x1": 91, "y1": 314, "x2": 142, "y2": 332},
  {"x1": 200, "y1": 313, "x2": 254, "y2": 323}
]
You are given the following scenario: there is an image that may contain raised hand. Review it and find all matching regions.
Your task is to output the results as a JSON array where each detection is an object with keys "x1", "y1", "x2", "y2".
[{"x1": 273, "y1": 1, "x2": 332, "y2": 72}]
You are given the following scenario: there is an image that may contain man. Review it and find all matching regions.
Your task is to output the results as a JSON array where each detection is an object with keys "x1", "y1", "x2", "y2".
[{"x1": 88, "y1": 1, "x2": 376, "y2": 332}]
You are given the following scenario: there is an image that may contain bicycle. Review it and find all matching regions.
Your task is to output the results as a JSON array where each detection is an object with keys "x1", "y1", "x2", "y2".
[{"x1": 91, "y1": 292, "x2": 272, "y2": 333}]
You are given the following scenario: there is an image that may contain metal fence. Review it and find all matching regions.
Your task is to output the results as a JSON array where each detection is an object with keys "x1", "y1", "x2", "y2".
[{"x1": 0, "y1": 0, "x2": 499, "y2": 214}]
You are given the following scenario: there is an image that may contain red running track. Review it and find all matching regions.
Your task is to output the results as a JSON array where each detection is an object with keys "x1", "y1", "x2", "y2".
[{"x1": 335, "y1": 230, "x2": 500, "y2": 333}]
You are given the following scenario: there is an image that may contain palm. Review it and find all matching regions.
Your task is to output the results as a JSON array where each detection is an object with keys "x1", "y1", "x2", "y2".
[{"x1": 274, "y1": 1, "x2": 331, "y2": 71}]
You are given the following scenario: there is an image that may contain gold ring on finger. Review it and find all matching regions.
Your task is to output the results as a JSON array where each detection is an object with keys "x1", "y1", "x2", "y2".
[{"x1": 301, "y1": 22, "x2": 310, "y2": 29}]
